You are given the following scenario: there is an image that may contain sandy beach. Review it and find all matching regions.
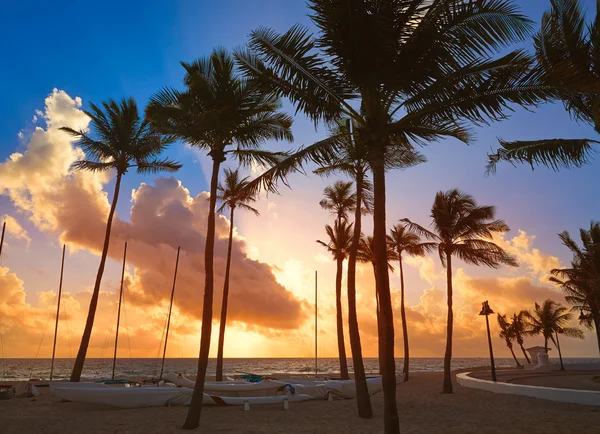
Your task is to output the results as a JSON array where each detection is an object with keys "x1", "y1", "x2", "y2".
[{"x1": 2, "y1": 372, "x2": 598, "y2": 434}]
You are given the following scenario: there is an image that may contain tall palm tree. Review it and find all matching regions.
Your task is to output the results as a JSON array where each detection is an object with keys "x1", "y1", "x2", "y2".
[
  {"x1": 146, "y1": 48, "x2": 293, "y2": 430},
  {"x1": 388, "y1": 223, "x2": 426, "y2": 382},
  {"x1": 61, "y1": 98, "x2": 181, "y2": 382},
  {"x1": 314, "y1": 120, "x2": 423, "y2": 418},
  {"x1": 403, "y1": 189, "x2": 517, "y2": 393},
  {"x1": 317, "y1": 219, "x2": 354, "y2": 380},
  {"x1": 357, "y1": 235, "x2": 396, "y2": 333},
  {"x1": 550, "y1": 222, "x2": 600, "y2": 354},
  {"x1": 320, "y1": 180, "x2": 356, "y2": 225},
  {"x1": 524, "y1": 299, "x2": 584, "y2": 370},
  {"x1": 488, "y1": 0, "x2": 600, "y2": 173},
  {"x1": 511, "y1": 311, "x2": 532, "y2": 363},
  {"x1": 497, "y1": 314, "x2": 521, "y2": 367},
  {"x1": 237, "y1": 2, "x2": 548, "y2": 431},
  {"x1": 214, "y1": 168, "x2": 260, "y2": 382}
]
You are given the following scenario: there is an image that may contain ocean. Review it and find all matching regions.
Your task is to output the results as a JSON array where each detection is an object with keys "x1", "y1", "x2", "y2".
[{"x1": 1, "y1": 357, "x2": 598, "y2": 381}]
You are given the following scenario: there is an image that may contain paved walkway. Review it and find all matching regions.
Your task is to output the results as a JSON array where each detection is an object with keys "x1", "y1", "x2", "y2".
[{"x1": 468, "y1": 369, "x2": 600, "y2": 391}]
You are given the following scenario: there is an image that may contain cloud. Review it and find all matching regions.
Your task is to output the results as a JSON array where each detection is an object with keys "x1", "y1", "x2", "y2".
[
  {"x1": 0, "y1": 90, "x2": 307, "y2": 345},
  {"x1": 404, "y1": 255, "x2": 444, "y2": 285},
  {"x1": 1, "y1": 214, "x2": 31, "y2": 245},
  {"x1": 495, "y1": 230, "x2": 562, "y2": 283}
]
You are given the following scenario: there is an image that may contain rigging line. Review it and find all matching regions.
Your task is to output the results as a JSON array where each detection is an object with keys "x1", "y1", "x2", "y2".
[
  {"x1": 29, "y1": 293, "x2": 57, "y2": 379},
  {"x1": 97, "y1": 298, "x2": 119, "y2": 377},
  {"x1": 160, "y1": 246, "x2": 180, "y2": 380},
  {"x1": 112, "y1": 242, "x2": 127, "y2": 380},
  {"x1": 61, "y1": 295, "x2": 72, "y2": 358},
  {"x1": 0, "y1": 316, "x2": 5, "y2": 379},
  {"x1": 50, "y1": 244, "x2": 66, "y2": 381}
]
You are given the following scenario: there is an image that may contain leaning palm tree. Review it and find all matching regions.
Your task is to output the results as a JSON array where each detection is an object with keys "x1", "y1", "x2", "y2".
[
  {"x1": 317, "y1": 220, "x2": 354, "y2": 380},
  {"x1": 511, "y1": 311, "x2": 532, "y2": 363},
  {"x1": 488, "y1": 0, "x2": 600, "y2": 173},
  {"x1": 61, "y1": 98, "x2": 181, "y2": 382},
  {"x1": 146, "y1": 48, "x2": 293, "y2": 430},
  {"x1": 524, "y1": 299, "x2": 584, "y2": 370},
  {"x1": 388, "y1": 223, "x2": 426, "y2": 382},
  {"x1": 320, "y1": 180, "x2": 356, "y2": 225},
  {"x1": 550, "y1": 222, "x2": 600, "y2": 354},
  {"x1": 314, "y1": 119, "x2": 423, "y2": 417},
  {"x1": 403, "y1": 189, "x2": 517, "y2": 393},
  {"x1": 214, "y1": 168, "x2": 260, "y2": 382},
  {"x1": 236, "y1": 2, "x2": 549, "y2": 431},
  {"x1": 498, "y1": 314, "x2": 521, "y2": 367}
]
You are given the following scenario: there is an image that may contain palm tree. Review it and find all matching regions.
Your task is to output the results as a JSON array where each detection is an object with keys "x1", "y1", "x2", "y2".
[
  {"x1": 497, "y1": 314, "x2": 521, "y2": 367},
  {"x1": 511, "y1": 311, "x2": 532, "y2": 363},
  {"x1": 524, "y1": 299, "x2": 584, "y2": 370},
  {"x1": 237, "y1": 2, "x2": 547, "y2": 431},
  {"x1": 388, "y1": 223, "x2": 426, "y2": 382},
  {"x1": 146, "y1": 48, "x2": 293, "y2": 430},
  {"x1": 214, "y1": 168, "x2": 260, "y2": 382},
  {"x1": 320, "y1": 180, "x2": 356, "y2": 225},
  {"x1": 61, "y1": 98, "x2": 181, "y2": 382},
  {"x1": 550, "y1": 222, "x2": 600, "y2": 354},
  {"x1": 357, "y1": 235, "x2": 396, "y2": 332},
  {"x1": 403, "y1": 189, "x2": 517, "y2": 393},
  {"x1": 317, "y1": 219, "x2": 354, "y2": 380},
  {"x1": 314, "y1": 120, "x2": 423, "y2": 418},
  {"x1": 488, "y1": 0, "x2": 600, "y2": 173}
]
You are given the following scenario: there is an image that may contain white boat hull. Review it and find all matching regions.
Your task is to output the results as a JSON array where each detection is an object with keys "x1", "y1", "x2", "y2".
[{"x1": 50, "y1": 384, "x2": 312, "y2": 408}]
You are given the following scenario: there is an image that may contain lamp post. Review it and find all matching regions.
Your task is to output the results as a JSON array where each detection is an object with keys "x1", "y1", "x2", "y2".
[{"x1": 479, "y1": 300, "x2": 497, "y2": 382}]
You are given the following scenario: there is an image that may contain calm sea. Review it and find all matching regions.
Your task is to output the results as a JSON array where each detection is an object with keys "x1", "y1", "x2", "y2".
[{"x1": 1, "y1": 358, "x2": 598, "y2": 381}]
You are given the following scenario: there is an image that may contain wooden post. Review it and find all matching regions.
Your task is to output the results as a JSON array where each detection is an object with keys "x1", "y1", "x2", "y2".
[
  {"x1": 112, "y1": 242, "x2": 127, "y2": 380},
  {"x1": 50, "y1": 244, "x2": 66, "y2": 381},
  {"x1": 159, "y1": 246, "x2": 181, "y2": 380}
]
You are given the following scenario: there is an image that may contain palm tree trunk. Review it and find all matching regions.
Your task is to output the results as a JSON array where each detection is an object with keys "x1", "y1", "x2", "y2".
[
  {"x1": 346, "y1": 172, "x2": 372, "y2": 419},
  {"x1": 555, "y1": 332, "x2": 565, "y2": 371},
  {"x1": 519, "y1": 341, "x2": 531, "y2": 364},
  {"x1": 335, "y1": 256, "x2": 349, "y2": 380},
  {"x1": 215, "y1": 206, "x2": 235, "y2": 382},
  {"x1": 183, "y1": 157, "x2": 221, "y2": 430},
  {"x1": 508, "y1": 343, "x2": 520, "y2": 367},
  {"x1": 399, "y1": 256, "x2": 409, "y2": 382},
  {"x1": 544, "y1": 336, "x2": 548, "y2": 353},
  {"x1": 594, "y1": 314, "x2": 600, "y2": 356},
  {"x1": 443, "y1": 252, "x2": 453, "y2": 394},
  {"x1": 371, "y1": 144, "x2": 399, "y2": 434},
  {"x1": 70, "y1": 172, "x2": 122, "y2": 382}
]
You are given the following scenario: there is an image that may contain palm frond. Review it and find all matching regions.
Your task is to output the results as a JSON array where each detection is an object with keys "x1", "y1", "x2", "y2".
[{"x1": 487, "y1": 138, "x2": 597, "y2": 173}]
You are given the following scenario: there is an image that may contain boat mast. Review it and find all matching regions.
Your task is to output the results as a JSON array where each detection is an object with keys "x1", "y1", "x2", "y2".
[
  {"x1": 50, "y1": 244, "x2": 66, "y2": 381},
  {"x1": 315, "y1": 270, "x2": 318, "y2": 377},
  {"x1": 0, "y1": 221, "x2": 5, "y2": 259},
  {"x1": 0, "y1": 222, "x2": 5, "y2": 376},
  {"x1": 112, "y1": 241, "x2": 127, "y2": 380},
  {"x1": 159, "y1": 246, "x2": 180, "y2": 380}
]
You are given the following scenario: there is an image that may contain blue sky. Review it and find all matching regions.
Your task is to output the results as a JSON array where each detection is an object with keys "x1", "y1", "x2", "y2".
[{"x1": 1, "y1": 1, "x2": 600, "y2": 358}]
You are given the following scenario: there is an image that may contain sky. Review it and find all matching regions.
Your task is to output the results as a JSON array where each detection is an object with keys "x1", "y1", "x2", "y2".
[{"x1": 0, "y1": 0, "x2": 599, "y2": 364}]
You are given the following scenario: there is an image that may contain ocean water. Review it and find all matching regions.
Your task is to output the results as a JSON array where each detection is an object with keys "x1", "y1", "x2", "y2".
[{"x1": 1, "y1": 357, "x2": 598, "y2": 381}]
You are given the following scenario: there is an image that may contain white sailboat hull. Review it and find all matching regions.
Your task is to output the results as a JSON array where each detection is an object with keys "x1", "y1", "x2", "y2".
[{"x1": 50, "y1": 384, "x2": 312, "y2": 408}]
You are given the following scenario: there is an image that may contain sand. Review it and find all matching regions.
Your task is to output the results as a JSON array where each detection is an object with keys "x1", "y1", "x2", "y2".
[{"x1": 2, "y1": 372, "x2": 599, "y2": 434}]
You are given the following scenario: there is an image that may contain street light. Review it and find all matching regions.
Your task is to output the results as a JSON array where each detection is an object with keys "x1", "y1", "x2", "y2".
[{"x1": 479, "y1": 300, "x2": 497, "y2": 382}]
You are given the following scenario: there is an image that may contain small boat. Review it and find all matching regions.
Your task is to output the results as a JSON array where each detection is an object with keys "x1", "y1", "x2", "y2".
[
  {"x1": 164, "y1": 373, "x2": 399, "y2": 400},
  {"x1": 0, "y1": 385, "x2": 15, "y2": 400},
  {"x1": 49, "y1": 383, "x2": 312, "y2": 408},
  {"x1": 163, "y1": 373, "x2": 292, "y2": 397}
]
